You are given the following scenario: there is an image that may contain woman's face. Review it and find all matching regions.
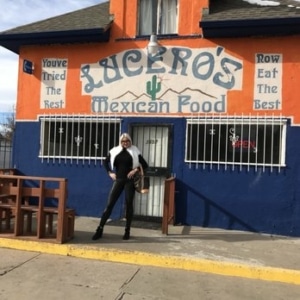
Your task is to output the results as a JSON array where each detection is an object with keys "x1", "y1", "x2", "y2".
[{"x1": 120, "y1": 137, "x2": 131, "y2": 148}]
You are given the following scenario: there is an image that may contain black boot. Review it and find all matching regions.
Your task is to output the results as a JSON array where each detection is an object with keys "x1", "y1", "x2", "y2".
[
  {"x1": 92, "y1": 226, "x2": 103, "y2": 240},
  {"x1": 123, "y1": 228, "x2": 130, "y2": 240}
]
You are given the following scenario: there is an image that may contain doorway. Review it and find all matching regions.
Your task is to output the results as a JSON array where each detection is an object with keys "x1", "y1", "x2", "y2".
[{"x1": 131, "y1": 124, "x2": 172, "y2": 217}]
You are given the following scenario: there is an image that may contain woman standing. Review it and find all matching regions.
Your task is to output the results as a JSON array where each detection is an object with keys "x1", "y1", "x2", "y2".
[{"x1": 92, "y1": 133, "x2": 148, "y2": 241}]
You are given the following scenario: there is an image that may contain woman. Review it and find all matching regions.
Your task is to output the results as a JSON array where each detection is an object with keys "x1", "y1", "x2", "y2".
[{"x1": 92, "y1": 133, "x2": 148, "y2": 240}]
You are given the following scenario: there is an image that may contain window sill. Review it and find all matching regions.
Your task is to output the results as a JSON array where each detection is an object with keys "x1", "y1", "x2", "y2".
[{"x1": 115, "y1": 34, "x2": 202, "y2": 42}]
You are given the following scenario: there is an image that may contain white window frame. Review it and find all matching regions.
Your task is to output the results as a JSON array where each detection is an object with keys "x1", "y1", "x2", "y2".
[
  {"x1": 39, "y1": 116, "x2": 121, "y2": 163},
  {"x1": 185, "y1": 116, "x2": 287, "y2": 171}
]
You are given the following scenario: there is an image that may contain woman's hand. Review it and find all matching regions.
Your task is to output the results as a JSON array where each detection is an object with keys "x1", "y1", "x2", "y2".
[
  {"x1": 109, "y1": 172, "x2": 116, "y2": 181},
  {"x1": 127, "y1": 168, "x2": 138, "y2": 179}
]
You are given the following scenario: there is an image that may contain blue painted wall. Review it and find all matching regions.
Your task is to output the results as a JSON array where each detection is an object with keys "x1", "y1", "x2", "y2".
[{"x1": 13, "y1": 118, "x2": 300, "y2": 236}]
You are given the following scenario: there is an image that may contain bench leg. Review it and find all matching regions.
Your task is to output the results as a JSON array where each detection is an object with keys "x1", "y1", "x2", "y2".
[
  {"x1": 5, "y1": 210, "x2": 12, "y2": 230},
  {"x1": 45, "y1": 209, "x2": 75, "y2": 242},
  {"x1": 19, "y1": 210, "x2": 37, "y2": 234},
  {"x1": 66, "y1": 210, "x2": 75, "y2": 239},
  {"x1": 0, "y1": 208, "x2": 13, "y2": 232},
  {"x1": 26, "y1": 212, "x2": 33, "y2": 233},
  {"x1": 46, "y1": 213, "x2": 54, "y2": 235}
]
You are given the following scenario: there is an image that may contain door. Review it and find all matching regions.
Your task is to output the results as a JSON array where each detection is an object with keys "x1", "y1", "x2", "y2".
[{"x1": 131, "y1": 124, "x2": 172, "y2": 217}]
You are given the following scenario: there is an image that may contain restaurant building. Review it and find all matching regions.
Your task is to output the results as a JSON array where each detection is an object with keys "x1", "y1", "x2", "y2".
[{"x1": 1, "y1": 0, "x2": 300, "y2": 236}]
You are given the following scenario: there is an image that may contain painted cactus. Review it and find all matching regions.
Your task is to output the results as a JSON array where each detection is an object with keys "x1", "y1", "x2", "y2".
[{"x1": 146, "y1": 75, "x2": 161, "y2": 100}]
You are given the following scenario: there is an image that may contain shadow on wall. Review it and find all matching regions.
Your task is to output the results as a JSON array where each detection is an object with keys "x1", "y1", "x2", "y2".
[{"x1": 175, "y1": 179, "x2": 258, "y2": 233}]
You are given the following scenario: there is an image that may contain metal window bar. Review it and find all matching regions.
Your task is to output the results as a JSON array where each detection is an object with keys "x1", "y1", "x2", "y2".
[
  {"x1": 160, "y1": 127, "x2": 166, "y2": 168},
  {"x1": 65, "y1": 114, "x2": 69, "y2": 164},
  {"x1": 86, "y1": 115, "x2": 89, "y2": 162},
  {"x1": 90, "y1": 116, "x2": 94, "y2": 163},
  {"x1": 217, "y1": 114, "x2": 221, "y2": 171},
  {"x1": 255, "y1": 114, "x2": 259, "y2": 172},
  {"x1": 196, "y1": 115, "x2": 200, "y2": 170},
  {"x1": 210, "y1": 114, "x2": 214, "y2": 170},
  {"x1": 40, "y1": 113, "x2": 45, "y2": 164},
  {"x1": 270, "y1": 114, "x2": 274, "y2": 173},
  {"x1": 262, "y1": 114, "x2": 267, "y2": 173},
  {"x1": 115, "y1": 115, "x2": 119, "y2": 151},
  {"x1": 82, "y1": 115, "x2": 87, "y2": 164},
  {"x1": 114, "y1": 115, "x2": 119, "y2": 155},
  {"x1": 247, "y1": 114, "x2": 251, "y2": 172},
  {"x1": 106, "y1": 114, "x2": 110, "y2": 157},
  {"x1": 147, "y1": 127, "x2": 153, "y2": 170},
  {"x1": 95, "y1": 115, "x2": 99, "y2": 164},
  {"x1": 203, "y1": 115, "x2": 207, "y2": 170},
  {"x1": 146, "y1": 126, "x2": 151, "y2": 168},
  {"x1": 70, "y1": 114, "x2": 75, "y2": 164},
  {"x1": 155, "y1": 127, "x2": 159, "y2": 168},
  {"x1": 232, "y1": 115, "x2": 236, "y2": 171},
  {"x1": 225, "y1": 117, "x2": 229, "y2": 170},
  {"x1": 239, "y1": 114, "x2": 244, "y2": 171},
  {"x1": 58, "y1": 114, "x2": 63, "y2": 164},
  {"x1": 278, "y1": 113, "x2": 283, "y2": 173},
  {"x1": 76, "y1": 115, "x2": 80, "y2": 164},
  {"x1": 47, "y1": 116, "x2": 51, "y2": 164},
  {"x1": 186, "y1": 115, "x2": 287, "y2": 171},
  {"x1": 150, "y1": 127, "x2": 156, "y2": 171},
  {"x1": 190, "y1": 116, "x2": 194, "y2": 169},
  {"x1": 100, "y1": 114, "x2": 104, "y2": 159},
  {"x1": 53, "y1": 114, "x2": 57, "y2": 163},
  {"x1": 40, "y1": 114, "x2": 121, "y2": 164}
]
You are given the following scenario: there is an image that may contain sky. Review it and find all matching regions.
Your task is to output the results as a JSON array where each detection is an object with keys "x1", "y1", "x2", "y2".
[
  {"x1": 0, "y1": 0, "x2": 103, "y2": 114},
  {"x1": 0, "y1": 0, "x2": 299, "y2": 114}
]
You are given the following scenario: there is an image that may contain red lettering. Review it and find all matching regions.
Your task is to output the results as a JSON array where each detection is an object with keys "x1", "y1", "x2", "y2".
[{"x1": 232, "y1": 140, "x2": 256, "y2": 149}]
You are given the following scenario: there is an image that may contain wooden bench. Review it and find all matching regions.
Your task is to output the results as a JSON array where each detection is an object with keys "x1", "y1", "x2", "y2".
[
  {"x1": 19, "y1": 205, "x2": 75, "y2": 240},
  {"x1": 0, "y1": 175, "x2": 75, "y2": 243}
]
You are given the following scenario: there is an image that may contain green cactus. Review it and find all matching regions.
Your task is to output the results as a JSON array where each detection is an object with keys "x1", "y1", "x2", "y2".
[{"x1": 146, "y1": 75, "x2": 161, "y2": 100}]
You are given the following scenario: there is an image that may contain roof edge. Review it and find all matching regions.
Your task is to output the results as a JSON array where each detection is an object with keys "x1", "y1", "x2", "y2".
[
  {"x1": 200, "y1": 17, "x2": 300, "y2": 38},
  {"x1": 0, "y1": 26, "x2": 112, "y2": 54}
]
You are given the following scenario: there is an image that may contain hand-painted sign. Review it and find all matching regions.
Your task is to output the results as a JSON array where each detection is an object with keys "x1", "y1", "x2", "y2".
[
  {"x1": 254, "y1": 53, "x2": 282, "y2": 110},
  {"x1": 40, "y1": 58, "x2": 68, "y2": 109},
  {"x1": 80, "y1": 46, "x2": 243, "y2": 116}
]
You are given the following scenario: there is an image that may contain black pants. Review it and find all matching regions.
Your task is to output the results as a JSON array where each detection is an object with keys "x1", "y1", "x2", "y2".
[{"x1": 99, "y1": 178, "x2": 135, "y2": 229}]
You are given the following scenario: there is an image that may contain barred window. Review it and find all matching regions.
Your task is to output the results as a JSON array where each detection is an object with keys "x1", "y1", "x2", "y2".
[
  {"x1": 186, "y1": 116, "x2": 287, "y2": 170},
  {"x1": 40, "y1": 116, "x2": 121, "y2": 162}
]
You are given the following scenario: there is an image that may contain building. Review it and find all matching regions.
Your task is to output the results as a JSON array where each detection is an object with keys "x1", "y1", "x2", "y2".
[{"x1": 1, "y1": 0, "x2": 300, "y2": 236}]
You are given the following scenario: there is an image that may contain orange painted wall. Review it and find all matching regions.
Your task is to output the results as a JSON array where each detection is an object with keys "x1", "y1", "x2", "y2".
[{"x1": 16, "y1": 0, "x2": 300, "y2": 124}]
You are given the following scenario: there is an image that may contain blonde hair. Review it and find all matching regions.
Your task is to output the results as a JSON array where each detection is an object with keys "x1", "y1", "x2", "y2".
[{"x1": 119, "y1": 133, "x2": 132, "y2": 145}]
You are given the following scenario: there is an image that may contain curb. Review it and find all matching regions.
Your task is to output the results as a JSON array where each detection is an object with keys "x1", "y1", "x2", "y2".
[{"x1": 1, "y1": 237, "x2": 300, "y2": 286}]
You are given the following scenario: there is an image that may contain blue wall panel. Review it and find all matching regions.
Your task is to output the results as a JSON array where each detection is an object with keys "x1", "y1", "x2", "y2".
[{"x1": 13, "y1": 119, "x2": 300, "y2": 236}]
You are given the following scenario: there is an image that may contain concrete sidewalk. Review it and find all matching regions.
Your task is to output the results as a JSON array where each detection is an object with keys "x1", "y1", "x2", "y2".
[{"x1": 0, "y1": 216, "x2": 300, "y2": 286}]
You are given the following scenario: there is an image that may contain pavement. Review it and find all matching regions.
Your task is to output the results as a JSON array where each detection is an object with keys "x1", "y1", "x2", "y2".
[{"x1": 1, "y1": 216, "x2": 300, "y2": 287}]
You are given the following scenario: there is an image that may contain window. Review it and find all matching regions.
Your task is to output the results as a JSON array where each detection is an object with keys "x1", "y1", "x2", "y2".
[
  {"x1": 186, "y1": 117, "x2": 287, "y2": 170},
  {"x1": 139, "y1": 0, "x2": 178, "y2": 35},
  {"x1": 40, "y1": 116, "x2": 121, "y2": 161}
]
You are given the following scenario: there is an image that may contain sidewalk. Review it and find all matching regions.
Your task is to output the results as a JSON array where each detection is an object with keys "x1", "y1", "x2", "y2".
[{"x1": 0, "y1": 216, "x2": 300, "y2": 285}]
